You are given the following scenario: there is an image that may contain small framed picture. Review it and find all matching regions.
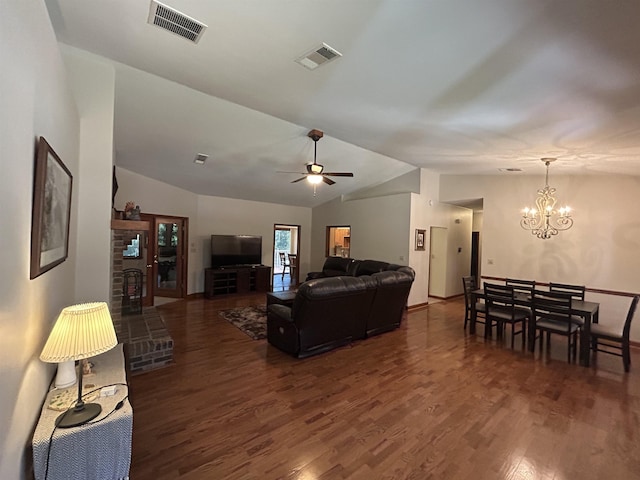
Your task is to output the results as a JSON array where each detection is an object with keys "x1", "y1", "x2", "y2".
[{"x1": 415, "y1": 229, "x2": 426, "y2": 251}]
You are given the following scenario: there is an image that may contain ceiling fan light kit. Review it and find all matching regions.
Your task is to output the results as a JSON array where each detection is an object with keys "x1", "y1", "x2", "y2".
[{"x1": 279, "y1": 129, "x2": 354, "y2": 195}]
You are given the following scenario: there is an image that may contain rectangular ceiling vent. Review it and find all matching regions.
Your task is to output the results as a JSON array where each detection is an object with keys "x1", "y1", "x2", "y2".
[
  {"x1": 295, "y1": 43, "x2": 342, "y2": 70},
  {"x1": 194, "y1": 153, "x2": 208, "y2": 165},
  {"x1": 148, "y1": 1, "x2": 207, "y2": 44}
]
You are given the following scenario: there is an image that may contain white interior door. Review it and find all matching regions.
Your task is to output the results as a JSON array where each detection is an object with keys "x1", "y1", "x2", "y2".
[{"x1": 428, "y1": 227, "x2": 448, "y2": 298}]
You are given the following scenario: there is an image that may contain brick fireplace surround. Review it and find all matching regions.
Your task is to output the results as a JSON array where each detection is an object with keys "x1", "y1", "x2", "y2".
[{"x1": 111, "y1": 227, "x2": 174, "y2": 374}]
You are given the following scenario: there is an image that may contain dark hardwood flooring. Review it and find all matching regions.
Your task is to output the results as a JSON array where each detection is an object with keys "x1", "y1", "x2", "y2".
[{"x1": 130, "y1": 295, "x2": 640, "y2": 479}]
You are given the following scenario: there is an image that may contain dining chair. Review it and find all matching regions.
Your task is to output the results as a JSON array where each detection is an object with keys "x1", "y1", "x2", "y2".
[
  {"x1": 549, "y1": 282, "x2": 587, "y2": 326},
  {"x1": 462, "y1": 276, "x2": 486, "y2": 330},
  {"x1": 279, "y1": 252, "x2": 291, "y2": 279},
  {"x1": 505, "y1": 278, "x2": 536, "y2": 294},
  {"x1": 484, "y1": 283, "x2": 529, "y2": 348},
  {"x1": 589, "y1": 295, "x2": 639, "y2": 372},
  {"x1": 532, "y1": 289, "x2": 579, "y2": 363},
  {"x1": 287, "y1": 253, "x2": 298, "y2": 281}
]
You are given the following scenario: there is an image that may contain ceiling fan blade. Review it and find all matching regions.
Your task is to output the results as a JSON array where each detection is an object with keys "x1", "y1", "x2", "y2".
[
  {"x1": 277, "y1": 171, "x2": 306, "y2": 174},
  {"x1": 323, "y1": 172, "x2": 354, "y2": 177},
  {"x1": 291, "y1": 177, "x2": 307, "y2": 183},
  {"x1": 322, "y1": 177, "x2": 336, "y2": 185}
]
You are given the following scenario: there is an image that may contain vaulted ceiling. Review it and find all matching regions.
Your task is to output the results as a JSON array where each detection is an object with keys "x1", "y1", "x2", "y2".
[{"x1": 46, "y1": 0, "x2": 640, "y2": 207}]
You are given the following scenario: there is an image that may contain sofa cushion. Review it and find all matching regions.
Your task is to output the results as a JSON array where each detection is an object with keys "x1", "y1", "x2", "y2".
[
  {"x1": 305, "y1": 256, "x2": 354, "y2": 282},
  {"x1": 351, "y1": 259, "x2": 390, "y2": 276}
]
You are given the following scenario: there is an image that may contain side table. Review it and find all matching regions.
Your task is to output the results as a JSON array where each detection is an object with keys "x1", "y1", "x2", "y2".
[
  {"x1": 266, "y1": 290, "x2": 297, "y2": 307},
  {"x1": 32, "y1": 343, "x2": 133, "y2": 480}
]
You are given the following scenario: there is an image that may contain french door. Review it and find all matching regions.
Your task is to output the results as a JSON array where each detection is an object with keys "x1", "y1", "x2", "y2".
[{"x1": 153, "y1": 216, "x2": 188, "y2": 298}]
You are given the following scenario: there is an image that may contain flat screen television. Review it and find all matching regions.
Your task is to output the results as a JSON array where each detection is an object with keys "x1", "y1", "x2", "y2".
[{"x1": 211, "y1": 234, "x2": 262, "y2": 268}]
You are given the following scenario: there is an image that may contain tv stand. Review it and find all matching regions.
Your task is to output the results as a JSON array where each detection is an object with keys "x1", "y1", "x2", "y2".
[{"x1": 204, "y1": 265, "x2": 271, "y2": 298}]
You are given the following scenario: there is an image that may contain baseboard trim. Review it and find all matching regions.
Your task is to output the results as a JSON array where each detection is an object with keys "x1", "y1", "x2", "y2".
[{"x1": 407, "y1": 302, "x2": 429, "y2": 312}]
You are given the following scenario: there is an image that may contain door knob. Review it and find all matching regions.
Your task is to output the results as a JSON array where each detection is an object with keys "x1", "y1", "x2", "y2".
[{"x1": 146, "y1": 264, "x2": 152, "y2": 268}]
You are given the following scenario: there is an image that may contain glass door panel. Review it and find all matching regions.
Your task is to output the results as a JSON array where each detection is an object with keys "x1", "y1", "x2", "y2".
[{"x1": 153, "y1": 217, "x2": 185, "y2": 298}]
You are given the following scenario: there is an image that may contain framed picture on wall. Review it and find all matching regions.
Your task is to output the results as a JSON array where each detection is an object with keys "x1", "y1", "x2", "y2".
[
  {"x1": 30, "y1": 137, "x2": 73, "y2": 279},
  {"x1": 415, "y1": 229, "x2": 426, "y2": 251}
]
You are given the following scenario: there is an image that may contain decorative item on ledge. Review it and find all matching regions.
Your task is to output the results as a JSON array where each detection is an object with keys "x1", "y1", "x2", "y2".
[
  {"x1": 124, "y1": 201, "x2": 141, "y2": 221},
  {"x1": 521, "y1": 158, "x2": 573, "y2": 240}
]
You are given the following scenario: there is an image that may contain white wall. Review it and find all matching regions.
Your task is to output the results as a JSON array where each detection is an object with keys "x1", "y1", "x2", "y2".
[
  {"x1": 441, "y1": 173, "x2": 640, "y2": 340},
  {"x1": 1, "y1": 1, "x2": 80, "y2": 478},
  {"x1": 114, "y1": 167, "x2": 312, "y2": 294},
  {"x1": 196, "y1": 196, "x2": 312, "y2": 291},
  {"x1": 310, "y1": 194, "x2": 412, "y2": 273},
  {"x1": 114, "y1": 167, "x2": 199, "y2": 292},
  {"x1": 310, "y1": 169, "x2": 472, "y2": 307},
  {"x1": 409, "y1": 169, "x2": 473, "y2": 305},
  {"x1": 62, "y1": 46, "x2": 115, "y2": 302}
]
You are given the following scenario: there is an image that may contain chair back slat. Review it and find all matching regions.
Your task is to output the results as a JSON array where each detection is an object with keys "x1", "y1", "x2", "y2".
[
  {"x1": 484, "y1": 283, "x2": 515, "y2": 308},
  {"x1": 462, "y1": 276, "x2": 476, "y2": 308},
  {"x1": 532, "y1": 289, "x2": 573, "y2": 324},
  {"x1": 506, "y1": 278, "x2": 536, "y2": 294},
  {"x1": 549, "y1": 282, "x2": 585, "y2": 301}
]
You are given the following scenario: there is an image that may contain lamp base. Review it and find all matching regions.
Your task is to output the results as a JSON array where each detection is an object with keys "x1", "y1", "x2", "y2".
[
  {"x1": 55, "y1": 402, "x2": 102, "y2": 428},
  {"x1": 54, "y1": 360, "x2": 77, "y2": 389}
]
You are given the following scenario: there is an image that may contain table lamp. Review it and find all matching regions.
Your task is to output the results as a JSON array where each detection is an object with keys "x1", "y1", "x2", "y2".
[{"x1": 40, "y1": 302, "x2": 118, "y2": 428}]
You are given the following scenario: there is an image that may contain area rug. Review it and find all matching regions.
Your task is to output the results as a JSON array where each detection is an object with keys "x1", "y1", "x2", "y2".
[{"x1": 218, "y1": 305, "x2": 267, "y2": 340}]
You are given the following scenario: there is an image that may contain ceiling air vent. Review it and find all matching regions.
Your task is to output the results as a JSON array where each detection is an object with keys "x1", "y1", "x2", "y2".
[
  {"x1": 295, "y1": 43, "x2": 342, "y2": 70},
  {"x1": 194, "y1": 153, "x2": 208, "y2": 165},
  {"x1": 148, "y1": 1, "x2": 207, "y2": 44}
]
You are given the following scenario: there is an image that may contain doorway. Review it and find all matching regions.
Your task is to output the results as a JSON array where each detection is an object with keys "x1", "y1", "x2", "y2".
[
  {"x1": 428, "y1": 226, "x2": 447, "y2": 298},
  {"x1": 326, "y1": 226, "x2": 351, "y2": 258},
  {"x1": 273, "y1": 224, "x2": 300, "y2": 291},
  {"x1": 152, "y1": 216, "x2": 188, "y2": 299},
  {"x1": 471, "y1": 231, "x2": 480, "y2": 285}
]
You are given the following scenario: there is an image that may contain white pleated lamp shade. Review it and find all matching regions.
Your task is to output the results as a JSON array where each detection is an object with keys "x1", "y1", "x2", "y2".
[{"x1": 40, "y1": 302, "x2": 118, "y2": 363}]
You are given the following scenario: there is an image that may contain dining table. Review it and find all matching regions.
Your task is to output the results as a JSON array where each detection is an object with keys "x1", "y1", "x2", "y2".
[{"x1": 470, "y1": 288, "x2": 600, "y2": 367}]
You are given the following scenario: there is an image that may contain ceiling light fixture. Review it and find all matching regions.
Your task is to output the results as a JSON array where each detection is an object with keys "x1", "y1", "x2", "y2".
[
  {"x1": 307, "y1": 174, "x2": 323, "y2": 185},
  {"x1": 521, "y1": 158, "x2": 573, "y2": 239}
]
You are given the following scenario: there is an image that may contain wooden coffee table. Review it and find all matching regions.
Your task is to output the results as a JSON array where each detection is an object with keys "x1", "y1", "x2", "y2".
[{"x1": 266, "y1": 290, "x2": 297, "y2": 307}]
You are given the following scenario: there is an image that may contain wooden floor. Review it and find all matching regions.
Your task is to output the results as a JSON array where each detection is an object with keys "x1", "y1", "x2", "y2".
[{"x1": 130, "y1": 295, "x2": 640, "y2": 480}]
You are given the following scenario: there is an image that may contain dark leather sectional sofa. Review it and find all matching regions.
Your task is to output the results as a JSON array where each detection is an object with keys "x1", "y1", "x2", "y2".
[{"x1": 267, "y1": 258, "x2": 415, "y2": 358}]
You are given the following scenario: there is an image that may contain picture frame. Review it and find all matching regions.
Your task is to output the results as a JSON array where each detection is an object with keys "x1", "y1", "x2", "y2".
[
  {"x1": 415, "y1": 228, "x2": 426, "y2": 251},
  {"x1": 30, "y1": 137, "x2": 73, "y2": 279}
]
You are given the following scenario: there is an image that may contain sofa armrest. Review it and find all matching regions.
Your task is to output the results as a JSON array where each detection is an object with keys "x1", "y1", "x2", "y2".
[
  {"x1": 267, "y1": 304, "x2": 294, "y2": 322},
  {"x1": 305, "y1": 271, "x2": 325, "y2": 282},
  {"x1": 267, "y1": 304, "x2": 299, "y2": 355}
]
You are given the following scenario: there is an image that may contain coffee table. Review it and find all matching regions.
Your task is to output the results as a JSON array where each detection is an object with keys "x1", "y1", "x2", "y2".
[{"x1": 266, "y1": 290, "x2": 297, "y2": 307}]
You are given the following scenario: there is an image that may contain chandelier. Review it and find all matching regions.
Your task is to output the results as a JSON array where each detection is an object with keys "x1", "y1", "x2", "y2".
[{"x1": 520, "y1": 158, "x2": 573, "y2": 239}]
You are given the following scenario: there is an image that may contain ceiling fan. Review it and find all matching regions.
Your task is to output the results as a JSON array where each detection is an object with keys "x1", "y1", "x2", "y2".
[{"x1": 282, "y1": 129, "x2": 354, "y2": 186}]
